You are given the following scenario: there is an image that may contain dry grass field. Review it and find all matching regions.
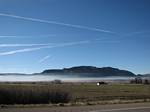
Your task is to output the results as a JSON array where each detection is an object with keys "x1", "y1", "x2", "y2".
[{"x1": 0, "y1": 82, "x2": 150, "y2": 105}]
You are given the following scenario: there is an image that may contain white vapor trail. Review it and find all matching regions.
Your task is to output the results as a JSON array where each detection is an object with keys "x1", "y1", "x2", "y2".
[
  {"x1": 0, "y1": 46, "x2": 50, "y2": 56},
  {"x1": 0, "y1": 34, "x2": 56, "y2": 38},
  {"x1": 0, "y1": 41, "x2": 89, "y2": 56},
  {"x1": 0, "y1": 13, "x2": 114, "y2": 34},
  {"x1": 125, "y1": 30, "x2": 150, "y2": 37},
  {"x1": 0, "y1": 43, "x2": 54, "y2": 47},
  {"x1": 39, "y1": 55, "x2": 51, "y2": 63},
  {"x1": 0, "y1": 35, "x2": 18, "y2": 38}
]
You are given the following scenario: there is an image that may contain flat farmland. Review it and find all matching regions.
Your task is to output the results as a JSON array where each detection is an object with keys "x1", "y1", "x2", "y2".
[{"x1": 0, "y1": 83, "x2": 150, "y2": 103}]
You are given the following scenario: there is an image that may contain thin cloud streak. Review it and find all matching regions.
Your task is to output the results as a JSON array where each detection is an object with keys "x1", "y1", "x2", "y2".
[
  {"x1": 0, "y1": 43, "x2": 54, "y2": 47},
  {"x1": 38, "y1": 55, "x2": 51, "y2": 63},
  {"x1": 0, "y1": 13, "x2": 115, "y2": 34},
  {"x1": 0, "y1": 40, "x2": 120, "y2": 56},
  {"x1": 0, "y1": 39, "x2": 120, "y2": 56},
  {"x1": 125, "y1": 30, "x2": 150, "y2": 37},
  {"x1": 0, "y1": 35, "x2": 18, "y2": 38},
  {"x1": 0, "y1": 46, "x2": 49, "y2": 56},
  {"x1": 0, "y1": 41, "x2": 89, "y2": 56},
  {"x1": 0, "y1": 34, "x2": 56, "y2": 38},
  {"x1": 95, "y1": 38, "x2": 120, "y2": 43}
]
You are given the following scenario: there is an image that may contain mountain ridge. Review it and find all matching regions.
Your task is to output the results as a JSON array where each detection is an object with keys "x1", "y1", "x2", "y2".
[
  {"x1": 41, "y1": 66, "x2": 136, "y2": 77},
  {"x1": 1, "y1": 66, "x2": 149, "y2": 77}
]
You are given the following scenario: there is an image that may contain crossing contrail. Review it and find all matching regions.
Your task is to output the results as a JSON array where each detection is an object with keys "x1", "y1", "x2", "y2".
[
  {"x1": 0, "y1": 13, "x2": 115, "y2": 34},
  {"x1": 0, "y1": 41, "x2": 89, "y2": 56},
  {"x1": 0, "y1": 39, "x2": 120, "y2": 56}
]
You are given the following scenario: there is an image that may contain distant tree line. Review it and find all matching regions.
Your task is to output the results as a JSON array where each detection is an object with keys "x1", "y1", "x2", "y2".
[{"x1": 130, "y1": 77, "x2": 150, "y2": 84}]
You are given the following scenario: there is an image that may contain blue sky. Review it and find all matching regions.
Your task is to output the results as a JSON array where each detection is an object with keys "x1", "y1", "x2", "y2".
[{"x1": 0, "y1": 0, "x2": 150, "y2": 74}]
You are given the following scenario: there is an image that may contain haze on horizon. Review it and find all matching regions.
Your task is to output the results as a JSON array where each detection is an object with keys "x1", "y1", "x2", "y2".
[{"x1": 0, "y1": 0, "x2": 150, "y2": 74}]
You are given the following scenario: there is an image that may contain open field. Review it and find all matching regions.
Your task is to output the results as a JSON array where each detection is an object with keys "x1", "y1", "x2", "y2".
[
  {"x1": 0, "y1": 82, "x2": 150, "y2": 105},
  {"x1": 1, "y1": 102, "x2": 150, "y2": 112}
]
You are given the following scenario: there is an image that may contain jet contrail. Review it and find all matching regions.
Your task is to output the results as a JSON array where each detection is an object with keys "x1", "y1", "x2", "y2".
[
  {"x1": 0, "y1": 43, "x2": 54, "y2": 47},
  {"x1": 38, "y1": 55, "x2": 51, "y2": 63},
  {"x1": 0, "y1": 13, "x2": 115, "y2": 34},
  {"x1": 0, "y1": 39, "x2": 119, "y2": 56},
  {"x1": 125, "y1": 30, "x2": 150, "y2": 37},
  {"x1": 0, "y1": 34, "x2": 56, "y2": 38},
  {"x1": 0, "y1": 40, "x2": 89, "y2": 56}
]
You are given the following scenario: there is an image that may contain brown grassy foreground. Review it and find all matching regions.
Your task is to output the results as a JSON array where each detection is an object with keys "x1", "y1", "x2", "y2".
[
  {"x1": 1, "y1": 102, "x2": 150, "y2": 112},
  {"x1": 0, "y1": 82, "x2": 150, "y2": 105}
]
